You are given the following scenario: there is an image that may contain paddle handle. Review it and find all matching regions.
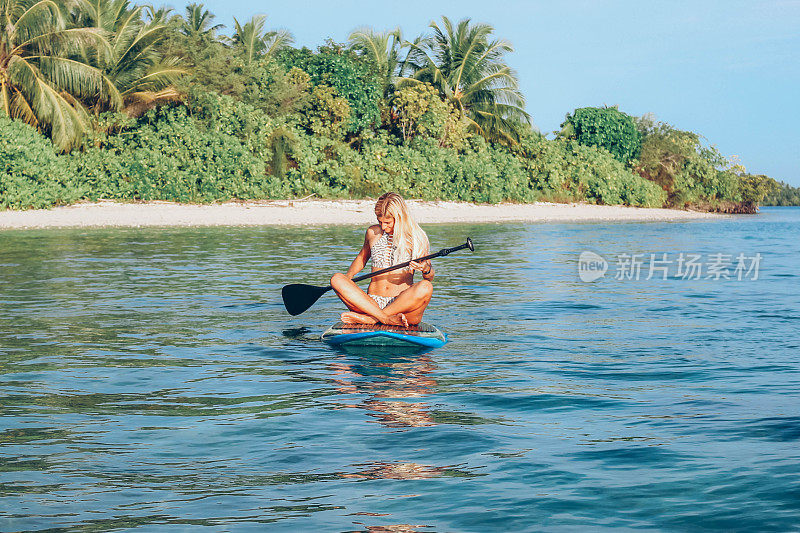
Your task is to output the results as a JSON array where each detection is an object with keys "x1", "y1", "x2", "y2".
[{"x1": 350, "y1": 237, "x2": 474, "y2": 283}]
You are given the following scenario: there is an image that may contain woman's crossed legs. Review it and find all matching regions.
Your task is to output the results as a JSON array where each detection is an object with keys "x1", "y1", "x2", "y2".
[{"x1": 330, "y1": 273, "x2": 433, "y2": 326}]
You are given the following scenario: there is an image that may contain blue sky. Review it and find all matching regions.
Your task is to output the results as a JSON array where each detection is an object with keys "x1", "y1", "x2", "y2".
[{"x1": 189, "y1": 0, "x2": 799, "y2": 185}]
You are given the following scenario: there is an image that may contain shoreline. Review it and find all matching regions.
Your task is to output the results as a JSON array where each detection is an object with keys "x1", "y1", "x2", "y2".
[{"x1": 0, "y1": 199, "x2": 728, "y2": 230}]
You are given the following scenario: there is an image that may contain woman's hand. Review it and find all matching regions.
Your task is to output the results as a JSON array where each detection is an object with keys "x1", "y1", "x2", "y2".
[{"x1": 409, "y1": 260, "x2": 432, "y2": 278}]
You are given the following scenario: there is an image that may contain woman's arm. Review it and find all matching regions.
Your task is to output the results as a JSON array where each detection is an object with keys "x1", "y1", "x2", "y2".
[{"x1": 345, "y1": 229, "x2": 372, "y2": 279}]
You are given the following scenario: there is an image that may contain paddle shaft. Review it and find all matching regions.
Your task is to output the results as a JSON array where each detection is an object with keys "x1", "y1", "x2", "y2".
[{"x1": 324, "y1": 239, "x2": 473, "y2": 289}]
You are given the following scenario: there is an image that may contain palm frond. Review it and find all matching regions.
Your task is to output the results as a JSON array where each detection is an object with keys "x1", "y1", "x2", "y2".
[
  {"x1": 18, "y1": 60, "x2": 87, "y2": 150},
  {"x1": 10, "y1": 87, "x2": 38, "y2": 126},
  {"x1": 12, "y1": 27, "x2": 111, "y2": 60},
  {"x1": 112, "y1": 22, "x2": 165, "y2": 75},
  {"x1": 181, "y1": 2, "x2": 223, "y2": 37},
  {"x1": 123, "y1": 86, "x2": 182, "y2": 116},
  {"x1": 264, "y1": 29, "x2": 292, "y2": 57},
  {"x1": 143, "y1": 5, "x2": 176, "y2": 25},
  {"x1": 348, "y1": 26, "x2": 403, "y2": 96},
  {"x1": 11, "y1": 0, "x2": 62, "y2": 46},
  {"x1": 119, "y1": 61, "x2": 185, "y2": 96}
]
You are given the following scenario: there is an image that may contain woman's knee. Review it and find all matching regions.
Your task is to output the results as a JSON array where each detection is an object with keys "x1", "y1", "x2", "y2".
[
  {"x1": 415, "y1": 280, "x2": 433, "y2": 299},
  {"x1": 330, "y1": 272, "x2": 348, "y2": 288}
]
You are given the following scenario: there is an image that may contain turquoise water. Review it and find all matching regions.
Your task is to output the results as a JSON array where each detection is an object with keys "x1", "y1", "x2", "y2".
[{"x1": 2, "y1": 207, "x2": 799, "y2": 531}]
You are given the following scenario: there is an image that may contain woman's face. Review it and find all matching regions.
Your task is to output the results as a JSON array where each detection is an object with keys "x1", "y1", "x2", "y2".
[{"x1": 377, "y1": 215, "x2": 395, "y2": 235}]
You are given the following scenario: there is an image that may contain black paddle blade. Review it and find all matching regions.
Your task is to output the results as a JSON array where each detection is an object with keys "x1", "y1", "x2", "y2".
[{"x1": 281, "y1": 283, "x2": 331, "y2": 316}]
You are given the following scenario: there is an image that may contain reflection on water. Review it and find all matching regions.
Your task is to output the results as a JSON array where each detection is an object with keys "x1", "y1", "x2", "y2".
[
  {"x1": 344, "y1": 462, "x2": 445, "y2": 480},
  {"x1": 331, "y1": 355, "x2": 437, "y2": 428},
  {"x1": 353, "y1": 523, "x2": 434, "y2": 533},
  {"x1": 2, "y1": 207, "x2": 800, "y2": 531}
]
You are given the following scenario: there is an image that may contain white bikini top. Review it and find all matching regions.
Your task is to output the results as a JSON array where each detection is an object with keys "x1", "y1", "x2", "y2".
[{"x1": 370, "y1": 232, "x2": 411, "y2": 270}]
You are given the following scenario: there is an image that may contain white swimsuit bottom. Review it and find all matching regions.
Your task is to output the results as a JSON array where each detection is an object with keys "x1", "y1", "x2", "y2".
[{"x1": 369, "y1": 294, "x2": 397, "y2": 309}]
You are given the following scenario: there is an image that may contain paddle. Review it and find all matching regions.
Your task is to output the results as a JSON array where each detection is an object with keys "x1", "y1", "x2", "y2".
[{"x1": 281, "y1": 237, "x2": 475, "y2": 316}]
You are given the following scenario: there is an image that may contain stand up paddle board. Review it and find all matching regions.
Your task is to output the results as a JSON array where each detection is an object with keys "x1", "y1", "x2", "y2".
[{"x1": 321, "y1": 321, "x2": 447, "y2": 349}]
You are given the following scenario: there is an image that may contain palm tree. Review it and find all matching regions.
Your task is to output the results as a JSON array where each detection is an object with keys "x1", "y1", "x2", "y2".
[
  {"x1": 74, "y1": 0, "x2": 185, "y2": 116},
  {"x1": 142, "y1": 4, "x2": 179, "y2": 26},
  {"x1": 232, "y1": 14, "x2": 293, "y2": 65},
  {"x1": 402, "y1": 16, "x2": 530, "y2": 145},
  {"x1": 347, "y1": 27, "x2": 403, "y2": 98},
  {"x1": 0, "y1": 0, "x2": 113, "y2": 150},
  {"x1": 180, "y1": 2, "x2": 222, "y2": 39}
]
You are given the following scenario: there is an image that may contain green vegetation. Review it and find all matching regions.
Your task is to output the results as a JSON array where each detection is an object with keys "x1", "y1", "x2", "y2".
[
  {"x1": 0, "y1": 3, "x2": 783, "y2": 212},
  {"x1": 279, "y1": 43, "x2": 382, "y2": 134},
  {"x1": 402, "y1": 16, "x2": 530, "y2": 146},
  {"x1": 0, "y1": 0, "x2": 108, "y2": 151},
  {"x1": 632, "y1": 116, "x2": 776, "y2": 212},
  {"x1": 560, "y1": 107, "x2": 641, "y2": 164},
  {"x1": 0, "y1": 118, "x2": 83, "y2": 209},
  {"x1": 762, "y1": 181, "x2": 800, "y2": 206}
]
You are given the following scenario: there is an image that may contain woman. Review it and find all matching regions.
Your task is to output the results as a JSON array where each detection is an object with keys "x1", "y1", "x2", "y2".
[{"x1": 330, "y1": 192, "x2": 434, "y2": 327}]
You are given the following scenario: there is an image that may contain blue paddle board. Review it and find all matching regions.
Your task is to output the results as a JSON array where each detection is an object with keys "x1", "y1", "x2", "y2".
[{"x1": 321, "y1": 321, "x2": 447, "y2": 349}]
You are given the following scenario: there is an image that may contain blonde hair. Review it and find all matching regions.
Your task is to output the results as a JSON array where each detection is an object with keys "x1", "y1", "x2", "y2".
[{"x1": 374, "y1": 192, "x2": 429, "y2": 263}]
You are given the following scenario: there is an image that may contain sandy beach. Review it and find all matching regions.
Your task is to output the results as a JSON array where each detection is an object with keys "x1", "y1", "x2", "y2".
[{"x1": 0, "y1": 199, "x2": 724, "y2": 229}]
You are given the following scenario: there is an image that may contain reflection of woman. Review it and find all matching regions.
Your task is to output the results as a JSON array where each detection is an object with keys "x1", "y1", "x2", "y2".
[
  {"x1": 343, "y1": 461, "x2": 446, "y2": 480},
  {"x1": 329, "y1": 356, "x2": 437, "y2": 428},
  {"x1": 330, "y1": 192, "x2": 434, "y2": 327}
]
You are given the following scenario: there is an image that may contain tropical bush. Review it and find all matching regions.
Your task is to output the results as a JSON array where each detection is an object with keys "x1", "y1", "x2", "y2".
[
  {"x1": 69, "y1": 102, "x2": 283, "y2": 202},
  {"x1": 635, "y1": 119, "x2": 744, "y2": 209},
  {"x1": 389, "y1": 83, "x2": 470, "y2": 149},
  {"x1": 560, "y1": 107, "x2": 641, "y2": 164},
  {"x1": 0, "y1": 119, "x2": 83, "y2": 209},
  {"x1": 302, "y1": 85, "x2": 352, "y2": 137},
  {"x1": 737, "y1": 174, "x2": 778, "y2": 208},
  {"x1": 272, "y1": 128, "x2": 663, "y2": 206},
  {"x1": 518, "y1": 136, "x2": 665, "y2": 207},
  {"x1": 241, "y1": 64, "x2": 312, "y2": 117},
  {"x1": 279, "y1": 43, "x2": 382, "y2": 134}
]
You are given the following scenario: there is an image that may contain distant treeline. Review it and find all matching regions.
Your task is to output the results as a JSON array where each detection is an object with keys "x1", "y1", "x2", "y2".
[
  {"x1": 0, "y1": 1, "x2": 784, "y2": 211},
  {"x1": 762, "y1": 181, "x2": 800, "y2": 206}
]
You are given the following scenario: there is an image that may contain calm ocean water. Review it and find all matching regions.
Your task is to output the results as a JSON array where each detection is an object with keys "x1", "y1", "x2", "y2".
[{"x1": 1, "y1": 207, "x2": 799, "y2": 532}]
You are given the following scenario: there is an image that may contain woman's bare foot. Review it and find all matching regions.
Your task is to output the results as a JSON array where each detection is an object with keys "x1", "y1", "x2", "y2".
[
  {"x1": 341, "y1": 311, "x2": 407, "y2": 327},
  {"x1": 382, "y1": 313, "x2": 408, "y2": 328},
  {"x1": 341, "y1": 312, "x2": 377, "y2": 324}
]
